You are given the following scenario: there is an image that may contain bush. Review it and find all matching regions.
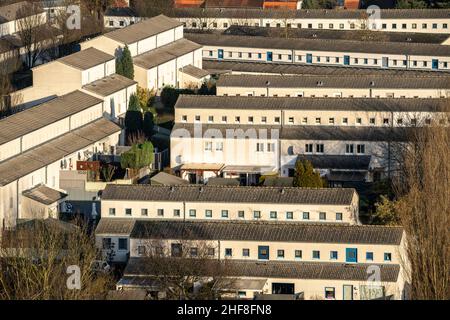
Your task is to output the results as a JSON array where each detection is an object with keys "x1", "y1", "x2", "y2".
[{"x1": 292, "y1": 159, "x2": 325, "y2": 188}]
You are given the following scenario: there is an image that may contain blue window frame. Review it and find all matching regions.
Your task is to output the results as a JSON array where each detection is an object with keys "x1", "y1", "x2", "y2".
[
  {"x1": 346, "y1": 248, "x2": 358, "y2": 263},
  {"x1": 258, "y1": 53, "x2": 262, "y2": 59},
  {"x1": 366, "y1": 252, "x2": 374, "y2": 261},
  {"x1": 225, "y1": 248, "x2": 232, "y2": 257},
  {"x1": 344, "y1": 55, "x2": 350, "y2": 65},
  {"x1": 306, "y1": 53, "x2": 312, "y2": 64},
  {"x1": 384, "y1": 252, "x2": 392, "y2": 261},
  {"x1": 258, "y1": 246, "x2": 270, "y2": 260},
  {"x1": 218, "y1": 49, "x2": 224, "y2": 59},
  {"x1": 312, "y1": 250, "x2": 320, "y2": 259},
  {"x1": 330, "y1": 251, "x2": 338, "y2": 260},
  {"x1": 432, "y1": 59, "x2": 439, "y2": 70},
  {"x1": 267, "y1": 51, "x2": 273, "y2": 62}
]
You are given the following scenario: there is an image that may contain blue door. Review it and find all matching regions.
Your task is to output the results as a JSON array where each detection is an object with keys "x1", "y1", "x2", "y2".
[
  {"x1": 346, "y1": 248, "x2": 358, "y2": 263},
  {"x1": 306, "y1": 53, "x2": 312, "y2": 64},
  {"x1": 218, "y1": 49, "x2": 224, "y2": 60},
  {"x1": 258, "y1": 246, "x2": 269, "y2": 260},
  {"x1": 432, "y1": 59, "x2": 439, "y2": 70},
  {"x1": 344, "y1": 55, "x2": 350, "y2": 66},
  {"x1": 267, "y1": 52, "x2": 273, "y2": 62}
]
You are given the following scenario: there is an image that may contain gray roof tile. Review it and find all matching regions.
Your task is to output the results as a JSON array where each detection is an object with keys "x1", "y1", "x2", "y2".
[{"x1": 58, "y1": 47, "x2": 114, "y2": 70}]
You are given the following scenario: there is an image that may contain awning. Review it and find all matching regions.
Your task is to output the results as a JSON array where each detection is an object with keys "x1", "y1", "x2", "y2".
[
  {"x1": 213, "y1": 278, "x2": 268, "y2": 292},
  {"x1": 222, "y1": 165, "x2": 275, "y2": 174},
  {"x1": 180, "y1": 163, "x2": 224, "y2": 172}
]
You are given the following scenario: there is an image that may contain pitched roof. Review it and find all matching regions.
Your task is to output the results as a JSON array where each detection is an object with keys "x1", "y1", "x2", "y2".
[
  {"x1": 206, "y1": 177, "x2": 240, "y2": 186},
  {"x1": 104, "y1": 14, "x2": 182, "y2": 44},
  {"x1": 22, "y1": 184, "x2": 67, "y2": 205},
  {"x1": 174, "y1": 95, "x2": 450, "y2": 112},
  {"x1": 124, "y1": 257, "x2": 401, "y2": 282},
  {"x1": 104, "y1": 7, "x2": 138, "y2": 17},
  {"x1": 58, "y1": 47, "x2": 114, "y2": 70},
  {"x1": 262, "y1": 177, "x2": 293, "y2": 187},
  {"x1": 186, "y1": 32, "x2": 450, "y2": 57},
  {"x1": 204, "y1": 60, "x2": 450, "y2": 77},
  {"x1": 217, "y1": 74, "x2": 450, "y2": 89},
  {"x1": 180, "y1": 64, "x2": 210, "y2": 79},
  {"x1": 0, "y1": 1, "x2": 43, "y2": 23},
  {"x1": 205, "y1": 0, "x2": 264, "y2": 8},
  {"x1": 101, "y1": 184, "x2": 356, "y2": 205},
  {"x1": 0, "y1": 118, "x2": 121, "y2": 186},
  {"x1": 150, "y1": 172, "x2": 190, "y2": 186},
  {"x1": 130, "y1": 220, "x2": 403, "y2": 245},
  {"x1": 0, "y1": 90, "x2": 103, "y2": 146},
  {"x1": 297, "y1": 155, "x2": 371, "y2": 171},
  {"x1": 172, "y1": 123, "x2": 412, "y2": 142},
  {"x1": 95, "y1": 218, "x2": 136, "y2": 235},
  {"x1": 223, "y1": 25, "x2": 450, "y2": 44},
  {"x1": 82, "y1": 73, "x2": 137, "y2": 97},
  {"x1": 133, "y1": 38, "x2": 202, "y2": 69},
  {"x1": 172, "y1": 7, "x2": 450, "y2": 19}
]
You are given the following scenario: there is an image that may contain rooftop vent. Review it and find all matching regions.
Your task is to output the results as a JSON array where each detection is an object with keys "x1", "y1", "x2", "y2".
[
  {"x1": 199, "y1": 186, "x2": 204, "y2": 193},
  {"x1": 317, "y1": 81, "x2": 324, "y2": 86},
  {"x1": 370, "y1": 81, "x2": 375, "y2": 86},
  {"x1": 169, "y1": 186, "x2": 175, "y2": 192},
  {"x1": 280, "y1": 188, "x2": 285, "y2": 194}
]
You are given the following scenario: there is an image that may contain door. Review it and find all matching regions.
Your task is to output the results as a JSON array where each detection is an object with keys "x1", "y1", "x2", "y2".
[
  {"x1": 346, "y1": 248, "x2": 358, "y2": 263},
  {"x1": 432, "y1": 59, "x2": 439, "y2": 70},
  {"x1": 382, "y1": 57, "x2": 389, "y2": 68},
  {"x1": 343, "y1": 285, "x2": 353, "y2": 300},
  {"x1": 344, "y1": 55, "x2": 350, "y2": 66},
  {"x1": 218, "y1": 49, "x2": 224, "y2": 59},
  {"x1": 306, "y1": 53, "x2": 312, "y2": 64},
  {"x1": 267, "y1": 51, "x2": 273, "y2": 62},
  {"x1": 258, "y1": 246, "x2": 269, "y2": 260},
  {"x1": 272, "y1": 283, "x2": 294, "y2": 294}
]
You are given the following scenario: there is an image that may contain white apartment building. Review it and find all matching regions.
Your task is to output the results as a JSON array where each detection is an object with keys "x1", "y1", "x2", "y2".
[
  {"x1": 104, "y1": 6, "x2": 141, "y2": 29},
  {"x1": 0, "y1": 90, "x2": 122, "y2": 229},
  {"x1": 216, "y1": 74, "x2": 450, "y2": 98},
  {"x1": 0, "y1": 1, "x2": 47, "y2": 37},
  {"x1": 171, "y1": 95, "x2": 448, "y2": 183},
  {"x1": 172, "y1": 8, "x2": 450, "y2": 34},
  {"x1": 106, "y1": 219, "x2": 408, "y2": 300},
  {"x1": 81, "y1": 15, "x2": 206, "y2": 91},
  {"x1": 186, "y1": 32, "x2": 450, "y2": 71}
]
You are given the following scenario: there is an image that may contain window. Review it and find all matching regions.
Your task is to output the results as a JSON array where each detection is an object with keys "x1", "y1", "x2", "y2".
[
  {"x1": 383, "y1": 118, "x2": 389, "y2": 125},
  {"x1": 305, "y1": 144, "x2": 313, "y2": 153},
  {"x1": 302, "y1": 117, "x2": 308, "y2": 124},
  {"x1": 357, "y1": 144, "x2": 365, "y2": 154},
  {"x1": 181, "y1": 115, "x2": 187, "y2": 122},
  {"x1": 339, "y1": 23, "x2": 344, "y2": 29},
  {"x1": 313, "y1": 250, "x2": 320, "y2": 259},
  {"x1": 329, "y1": 23, "x2": 334, "y2": 29},
  {"x1": 329, "y1": 117, "x2": 335, "y2": 124},
  {"x1": 216, "y1": 142, "x2": 223, "y2": 151},
  {"x1": 432, "y1": 23, "x2": 437, "y2": 29},
  {"x1": 346, "y1": 144, "x2": 354, "y2": 154},
  {"x1": 261, "y1": 116, "x2": 267, "y2": 123},
  {"x1": 256, "y1": 143, "x2": 264, "y2": 152},
  {"x1": 325, "y1": 287, "x2": 335, "y2": 299},
  {"x1": 221, "y1": 210, "x2": 229, "y2": 218},
  {"x1": 356, "y1": 118, "x2": 362, "y2": 125},
  {"x1": 157, "y1": 209, "x2": 164, "y2": 217},
  {"x1": 286, "y1": 212, "x2": 293, "y2": 220},
  {"x1": 109, "y1": 20, "x2": 114, "y2": 27},
  {"x1": 342, "y1": 117, "x2": 348, "y2": 125},
  {"x1": 171, "y1": 243, "x2": 182, "y2": 257},
  {"x1": 248, "y1": 53, "x2": 252, "y2": 58},
  {"x1": 204, "y1": 141, "x2": 212, "y2": 151},
  {"x1": 422, "y1": 23, "x2": 427, "y2": 29},
  {"x1": 319, "y1": 212, "x2": 326, "y2": 220},
  {"x1": 119, "y1": 239, "x2": 127, "y2": 251},
  {"x1": 392, "y1": 23, "x2": 397, "y2": 29},
  {"x1": 221, "y1": 116, "x2": 227, "y2": 123},
  {"x1": 195, "y1": 115, "x2": 200, "y2": 122},
  {"x1": 397, "y1": 118, "x2": 403, "y2": 125},
  {"x1": 267, "y1": 143, "x2": 275, "y2": 152},
  {"x1": 208, "y1": 248, "x2": 215, "y2": 256},
  {"x1": 315, "y1": 117, "x2": 321, "y2": 124},
  {"x1": 277, "y1": 250, "x2": 285, "y2": 258},
  {"x1": 213, "y1": 22, "x2": 217, "y2": 28},
  {"x1": 366, "y1": 252, "x2": 374, "y2": 261},
  {"x1": 270, "y1": 211, "x2": 277, "y2": 219},
  {"x1": 303, "y1": 212, "x2": 310, "y2": 220},
  {"x1": 336, "y1": 213, "x2": 343, "y2": 221},
  {"x1": 274, "y1": 116, "x2": 280, "y2": 123},
  {"x1": 330, "y1": 251, "x2": 338, "y2": 260},
  {"x1": 208, "y1": 115, "x2": 214, "y2": 123},
  {"x1": 238, "y1": 210, "x2": 245, "y2": 218},
  {"x1": 235, "y1": 116, "x2": 240, "y2": 123},
  {"x1": 384, "y1": 252, "x2": 392, "y2": 261},
  {"x1": 190, "y1": 247, "x2": 198, "y2": 257},
  {"x1": 173, "y1": 209, "x2": 180, "y2": 217},
  {"x1": 189, "y1": 209, "x2": 196, "y2": 217},
  {"x1": 253, "y1": 211, "x2": 261, "y2": 219},
  {"x1": 109, "y1": 208, "x2": 116, "y2": 216},
  {"x1": 125, "y1": 208, "x2": 132, "y2": 216},
  {"x1": 223, "y1": 23, "x2": 228, "y2": 28},
  {"x1": 295, "y1": 250, "x2": 302, "y2": 259},
  {"x1": 208, "y1": 50, "x2": 213, "y2": 57},
  {"x1": 137, "y1": 245, "x2": 145, "y2": 255},
  {"x1": 205, "y1": 209, "x2": 212, "y2": 218},
  {"x1": 316, "y1": 144, "x2": 324, "y2": 153},
  {"x1": 318, "y1": 23, "x2": 323, "y2": 29},
  {"x1": 288, "y1": 117, "x2": 294, "y2": 124},
  {"x1": 141, "y1": 208, "x2": 148, "y2": 216},
  {"x1": 364, "y1": 58, "x2": 368, "y2": 64},
  {"x1": 242, "y1": 248, "x2": 250, "y2": 257},
  {"x1": 382, "y1": 23, "x2": 386, "y2": 29},
  {"x1": 402, "y1": 23, "x2": 407, "y2": 29},
  {"x1": 238, "y1": 52, "x2": 242, "y2": 58},
  {"x1": 412, "y1": 23, "x2": 417, "y2": 29},
  {"x1": 225, "y1": 248, "x2": 232, "y2": 257},
  {"x1": 258, "y1": 53, "x2": 262, "y2": 59}
]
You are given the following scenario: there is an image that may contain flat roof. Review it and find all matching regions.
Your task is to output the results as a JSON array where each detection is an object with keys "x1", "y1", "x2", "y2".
[
  {"x1": 0, "y1": 90, "x2": 103, "y2": 146},
  {"x1": 223, "y1": 25, "x2": 450, "y2": 44},
  {"x1": 0, "y1": 118, "x2": 121, "y2": 186},
  {"x1": 203, "y1": 60, "x2": 450, "y2": 76},
  {"x1": 125, "y1": 257, "x2": 401, "y2": 282},
  {"x1": 216, "y1": 74, "x2": 450, "y2": 89},
  {"x1": 58, "y1": 47, "x2": 114, "y2": 70},
  {"x1": 186, "y1": 32, "x2": 450, "y2": 57},
  {"x1": 82, "y1": 74, "x2": 137, "y2": 97},
  {"x1": 174, "y1": 95, "x2": 450, "y2": 112},
  {"x1": 101, "y1": 184, "x2": 356, "y2": 205},
  {"x1": 104, "y1": 14, "x2": 182, "y2": 44},
  {"x1": 130, "y1": 220, "x2": 403, "y2": 245},
  {"x1": 172, "y1": 123, "x2": 413, "y2": 142},
  {"x1": 133, "y1": 38, "x2": 202, "y2": 70},
  {"x1": 171, "y1": 7, "x2": 450, "y2": 19}
]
